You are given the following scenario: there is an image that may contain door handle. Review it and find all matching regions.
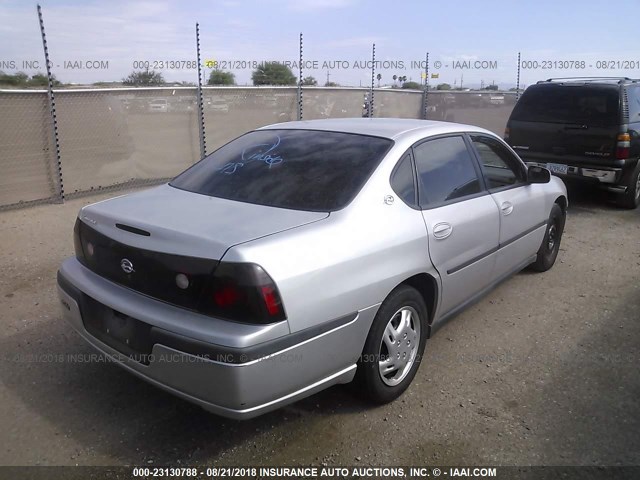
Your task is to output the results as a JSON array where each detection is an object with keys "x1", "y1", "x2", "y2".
[
  {"x1": 433, "y1": 222, "x2": 453, "y2": 239},
  {"x1": 500, "y1": 202, "x2": 514, "y2": 216}
]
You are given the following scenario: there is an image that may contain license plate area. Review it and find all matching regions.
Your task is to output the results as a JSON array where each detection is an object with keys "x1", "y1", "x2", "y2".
[
  {"x1": 81, "y1": 294, "x2": 153, "y2": 364},
  {"x1": 546, "y1": 163, "x2": 568, "y2": 175}
]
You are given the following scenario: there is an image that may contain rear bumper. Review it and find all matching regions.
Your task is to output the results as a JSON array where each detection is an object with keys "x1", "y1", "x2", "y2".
[
  {"x1": 525, "y1": 161, "x2": 622, "y2": 185},
  {"x1": 57, "y1": 257, "x2": 375, "y2": 419},
  {"x1": 520, "y1": 153, "x2": 638, "y2": 191}
]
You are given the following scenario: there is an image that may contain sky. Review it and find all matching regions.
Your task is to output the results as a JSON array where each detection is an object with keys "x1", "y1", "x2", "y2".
[{"x1": 1, "y1": 0, "x2": 639, "y2": 88}]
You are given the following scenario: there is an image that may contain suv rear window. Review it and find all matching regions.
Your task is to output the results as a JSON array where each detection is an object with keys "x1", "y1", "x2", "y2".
[
  {"x1": 170, "y1": 129, "x2": 393, "y2": 212},
  {"x1": 510, "y1": 85, "x2": 620, "y2": 126}
]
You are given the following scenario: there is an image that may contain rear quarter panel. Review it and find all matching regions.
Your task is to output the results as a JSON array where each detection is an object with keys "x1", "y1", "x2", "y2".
[{"x1": 222, "y1": 143, "x2": 438, "y2": 334}]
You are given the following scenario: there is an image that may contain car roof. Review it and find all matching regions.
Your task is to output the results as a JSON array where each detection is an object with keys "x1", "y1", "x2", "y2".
[
  {"x1": 259, "y1": 118, "x2": 493, "y2": 141},
  {"x1": 535, "y1": 77, "x2": 640, "y2": 87}
]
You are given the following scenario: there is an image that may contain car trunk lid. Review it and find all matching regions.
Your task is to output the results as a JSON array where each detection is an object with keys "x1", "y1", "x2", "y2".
[
  {"x1": 79, "y1": 184, "x2": 328, "y2": 260},
  {"x1": 509, "y1": 120, "x2": 618, "y2": 160},
  {"x1": 75, "y1": 184, "x2": 328, "y2": 311}
]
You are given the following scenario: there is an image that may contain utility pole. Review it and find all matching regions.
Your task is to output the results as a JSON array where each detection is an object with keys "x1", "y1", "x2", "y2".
[{"x1": 326, "y1": 70, "x2": 330, "y2": 85}]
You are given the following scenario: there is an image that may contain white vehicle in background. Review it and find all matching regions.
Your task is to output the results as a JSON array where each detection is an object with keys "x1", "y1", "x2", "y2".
[
  {"x1": 148, "y1": 98, "x2": 171, "y2": 113},
  {"x1": 489, "y1": 93, "x2": 505, "y2": 106},
  {"x1": 206, "y1": 97, "x2": 229, "y2": 113}
]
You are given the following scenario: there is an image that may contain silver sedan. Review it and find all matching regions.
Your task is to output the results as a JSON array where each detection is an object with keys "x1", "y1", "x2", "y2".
[{"x1": 57, "y1": 118, "x2": 567, "y2": 419}]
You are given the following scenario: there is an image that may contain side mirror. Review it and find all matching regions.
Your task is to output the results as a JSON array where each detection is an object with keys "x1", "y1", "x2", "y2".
[{"x1": 527, "y1": 165, "x2": 551, "y2": 184}]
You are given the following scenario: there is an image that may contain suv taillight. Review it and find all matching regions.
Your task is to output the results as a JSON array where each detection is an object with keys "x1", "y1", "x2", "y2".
[
  {"x1": 199, "y1": 263, "x2": 286, "y2": 324},
  {"x1": 73, "y1": 218, "x2": 86, "y2": 261},
  {"x1": 616, "y1": 132, "x2": 631, "y2": 160}
]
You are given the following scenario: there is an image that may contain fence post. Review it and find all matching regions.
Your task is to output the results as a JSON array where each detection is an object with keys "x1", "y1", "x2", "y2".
[
  {"x1": 369, "y1": 43, "x2": 375, "y2": 118},
  {"x1": 516, "y1": 52, "x2": 521, "y2": 101},
  {"x1": 422, "y1": 52, "x2": 430, "y2": 120},
  {"x1": 195, "y1": 22, "x2": 206, "y2": 159},
  {"x1": 37, "y1": 4, "x2": 64, "y2": 203},
  {"x1": 298, "y1": 32, "x2": 303, "y2": 120}
]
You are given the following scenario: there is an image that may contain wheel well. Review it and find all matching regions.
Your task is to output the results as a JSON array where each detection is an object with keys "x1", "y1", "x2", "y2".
[
  {"x1": 400, "y1": 273, "x2": 438, "y2": 327},
  {"x1": 555, "y1": 195, "x2": 567, "y2": 214}
]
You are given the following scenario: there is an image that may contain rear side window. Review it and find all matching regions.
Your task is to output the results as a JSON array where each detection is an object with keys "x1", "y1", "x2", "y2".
[
  {"x1": 170, "y1": 129, "x2": 393, "y2": 212},
  {"x1": 511, "y1": 85, "x2": 620, "y2": 126},
  {"x1": 471, "y1": 135, "x2": 526, "y2": 189},
  {"x1": 627, "y1": 86, "x2": 640, "y2": 121},
  {"x1": 390, "y1": 153, "x2": 417, "y2": 207},
  {"x1": 413, "y1": 136, "x2": 482, "y2": 206}
]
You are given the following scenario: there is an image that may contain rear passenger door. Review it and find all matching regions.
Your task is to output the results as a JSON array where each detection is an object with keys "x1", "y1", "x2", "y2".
[
  {"x1": 469, "y1": 134, "x2": 548, "y2": 279},
  {"x1": 414, "y1": 135, "x2": 500, "y2": 316}
]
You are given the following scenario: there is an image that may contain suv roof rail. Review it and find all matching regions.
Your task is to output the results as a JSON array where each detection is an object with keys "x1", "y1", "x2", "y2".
[{"x1": 539, "y1": 77, "x2": 640, "y2": 85}]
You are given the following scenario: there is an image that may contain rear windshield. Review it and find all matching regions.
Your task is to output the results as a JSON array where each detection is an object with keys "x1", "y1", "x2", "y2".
[
  {"x1": 510, "y1": 85, "x2": 620, "y2": 126},
  {"x1": 170, "y1": 129, "x2": 393, "y2": 212}
]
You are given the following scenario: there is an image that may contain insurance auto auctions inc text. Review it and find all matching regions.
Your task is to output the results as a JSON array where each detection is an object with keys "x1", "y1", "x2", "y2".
[{"x1": 242, "y1": 466, "x2": 497, "y2": 477}]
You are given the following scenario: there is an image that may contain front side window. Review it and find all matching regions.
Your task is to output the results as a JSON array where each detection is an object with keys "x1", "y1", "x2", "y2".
[
  {"x1": 471, "y1": 135, "x2": 526, "y2": 189},
  {"x1": 170, "y1": 129, "x2": 393, "y2": 212},
  {"x1": 413, "y1": 136, "x2": 482, "y2": 206}
]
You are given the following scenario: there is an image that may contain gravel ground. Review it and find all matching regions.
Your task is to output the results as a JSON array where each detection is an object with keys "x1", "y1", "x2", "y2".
[{"x1": 0, "y1": 183, "x2": 638, "y2": 467}]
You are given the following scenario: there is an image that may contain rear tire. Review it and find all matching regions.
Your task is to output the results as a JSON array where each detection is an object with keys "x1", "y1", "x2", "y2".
[
  {"x1": 530, "y1": 203, "x2": 565, "y2": 272},
  {"x1": 355, "y1": 285, "x2": 428, "y2": 404},
  {"x1": 617, "y1": 161, "x2": 640, "y2": 209}
]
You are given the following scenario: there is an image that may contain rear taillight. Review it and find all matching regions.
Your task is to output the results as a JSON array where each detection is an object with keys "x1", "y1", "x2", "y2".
[
  {"x1": 200, "y1": 263, "x2": 286, "y2": 324},
  {"x1": 616, "y1": 132, "x2": 631, "y2": 160},
  {"x1": 504, "y1": 126, "x2": 510, "y2": 142}
]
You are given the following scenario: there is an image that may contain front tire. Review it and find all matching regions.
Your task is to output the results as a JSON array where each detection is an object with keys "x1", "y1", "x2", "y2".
[
  {"x1": 530, "y1": 203, "x2": 565, "y2": 272},
  {"x1": 355, "y1": 285, "x2": 428, "y2": 404}
]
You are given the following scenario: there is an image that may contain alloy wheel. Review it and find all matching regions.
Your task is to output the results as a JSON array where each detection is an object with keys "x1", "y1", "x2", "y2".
[
  {"x1": 378, "y1": 306, "x2": 421, "y2": 387},
  {"x1": 547, "y1": 223, "x2": 557, "y2": 251}
]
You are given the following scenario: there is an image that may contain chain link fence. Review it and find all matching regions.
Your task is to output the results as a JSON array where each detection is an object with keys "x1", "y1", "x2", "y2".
[
  {"x1": 302, "y1": 87, "x2": 368, "y2": 120},
  {"x1": 425, "y1": 91, "x2": 517, "y2": 133},
  {"x1": 375, "y1": 89, "x2": 423, "y2": 118},
  {"x1": 0, "y1": 90, "x2": 61, "y2": 209},
  {"x1": 202, "y1": 87, "x2": 298, "y2": 152},
  {"x1": 0, "y1": 87, "x2": 517, "y2": 210},
  {"x1": 55, "y1": 88, "x2": 201, "y2": 197}
]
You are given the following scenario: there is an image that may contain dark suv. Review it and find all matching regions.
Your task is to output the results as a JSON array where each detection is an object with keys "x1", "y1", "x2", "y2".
[{"x1": 505, "y1": 77, "x2": 640, "y2": 208}]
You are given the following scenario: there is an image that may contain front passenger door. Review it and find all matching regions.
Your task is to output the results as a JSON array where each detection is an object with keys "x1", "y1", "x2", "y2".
[{"x1": 414, "y1": 135, "x2": 501, "y2": 317}]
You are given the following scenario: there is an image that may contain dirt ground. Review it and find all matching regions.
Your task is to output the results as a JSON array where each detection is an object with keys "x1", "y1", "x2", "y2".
[{"x1": 0, "y1": 183, "x2": 638, "y2": 467}]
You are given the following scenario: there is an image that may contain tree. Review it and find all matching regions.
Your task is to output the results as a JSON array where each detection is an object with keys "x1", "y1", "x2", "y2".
[
  {"x1": 484, "y1": 84, "x2": 499, "y2": 91},
  {"x1": 28, "y1": 73, "x2": 49, "y2": 86},
  {"x1": 301, "y1": 76, "x2": 317, "y2": 86},
  {"x1": 122, "y1": 69, "x2": 165, "y2": 86},
  {"x1": 207, "y1": 69, "x2": 235, "y2": 85},
  {"x1": 0, "y1": 71, "x2": 26, "y2": 86},
  {"x1": 402, "y1": 81, "x2": 421, "y2": 90},
  {"x1": 251, "y1": 62, "x2": 296, "y2": 86},
  {"x1": 0, "y1": 71, "x2": 60, "y2": 87},
  {"x1": 324, "y1": 81, "x2": 339, "y2": 87},
  {"x1": 436, "y1": 83, "x2": 452, "y2": 90},
  {"x1": 28, "y1": 72, "x2": 61, "y2": 87},
  {"x1": 376, "y1": 73, "x2": 382, "y2": 87}
]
